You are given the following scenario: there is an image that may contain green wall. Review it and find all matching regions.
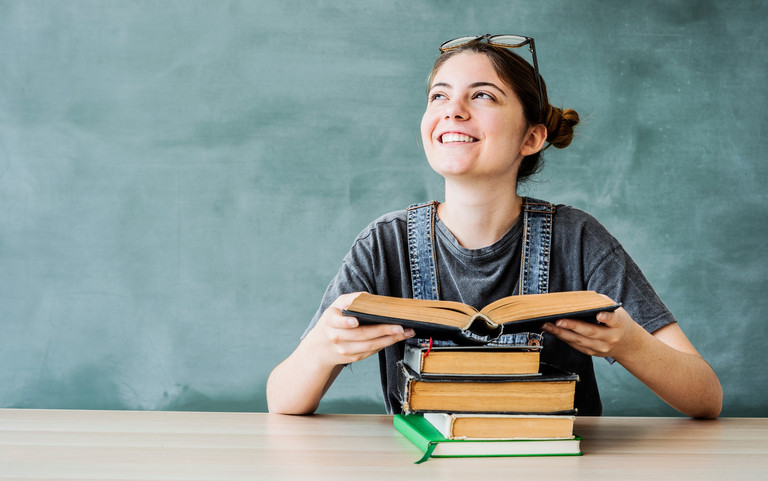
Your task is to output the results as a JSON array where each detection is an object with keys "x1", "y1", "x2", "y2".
[{"x1": 1, "y1": 0, "x2": 766, "y2": 416}]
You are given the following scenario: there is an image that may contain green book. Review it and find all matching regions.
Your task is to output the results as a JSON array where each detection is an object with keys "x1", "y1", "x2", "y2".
[{"x1": 394, "y1": 414, "x2": 582, "y2": 463}]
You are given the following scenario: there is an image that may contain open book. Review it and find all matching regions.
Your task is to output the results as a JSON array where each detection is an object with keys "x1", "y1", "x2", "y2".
[{"x1": 343, "y1": 291, "x2": 620, "y2": 344}]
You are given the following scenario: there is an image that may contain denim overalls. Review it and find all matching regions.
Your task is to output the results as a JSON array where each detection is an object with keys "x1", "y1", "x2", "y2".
[
  {"x1": 396, "y1": 197, "x2": 604, "y2": 415},
  {"x1": 406, "y1": 197, "x2": 555, "y2": 346}
]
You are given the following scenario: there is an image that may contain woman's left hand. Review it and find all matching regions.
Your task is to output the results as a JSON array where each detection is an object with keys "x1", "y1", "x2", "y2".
[
  {"x1": 543, "y1": 306, "x2": 722, "y2": 418},
  {"x1": 541, "y1": 307, "x2": 643, "y2": 361}
]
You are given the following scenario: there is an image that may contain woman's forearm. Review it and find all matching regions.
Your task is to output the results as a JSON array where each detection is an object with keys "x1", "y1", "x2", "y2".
[
  {"x1": 266, "y1": 340, "x2": 343, "y2": 415},
  {"x1": 266, "y1": 292, "x2": 414, "y2": 415},
  {"x1": 614, "y1": 327, "x2": 723, "y2": 419},
  {"x1": 543, "y1": 310, "x2": 722, "y2": 418}
]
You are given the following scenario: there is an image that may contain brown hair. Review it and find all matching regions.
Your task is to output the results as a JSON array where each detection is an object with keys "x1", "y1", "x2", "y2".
[{"x1": 427, "y1": 40, "x2": 579, "y2": 182}]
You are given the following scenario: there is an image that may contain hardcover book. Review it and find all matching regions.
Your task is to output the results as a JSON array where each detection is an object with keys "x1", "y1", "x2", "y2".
[
  {"x1": 394, "y1": 414, "x2": 581, "y2": 463},
  {"x1": 344, "y1": 291, "x2": 620, "y2": 344},
  {"x1": 396, "y1": 361, "x2": 578, "y2": 414},
  {"x1": 423, "y1": 412, "x2": 575, "y2": 440},
  {"x1": 402, "y1": 342, "x2": 541, "y2": 377}
]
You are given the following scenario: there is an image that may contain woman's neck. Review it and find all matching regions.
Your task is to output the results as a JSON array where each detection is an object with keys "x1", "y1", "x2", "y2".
[{"x1": 437, "y1": 181, "x2": 523, "y2": 250}]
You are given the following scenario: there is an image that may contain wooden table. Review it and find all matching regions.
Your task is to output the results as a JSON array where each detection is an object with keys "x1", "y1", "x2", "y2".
[{"x1": 0, "y1": 409, "x2": 766, "y2": 480}]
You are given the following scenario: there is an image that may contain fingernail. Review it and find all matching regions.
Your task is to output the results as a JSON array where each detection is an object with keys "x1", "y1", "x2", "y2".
[
  {"x1": 346, "y1": 317, "x2": 358, "y2": 327},
  {"x1": 404, "y1": 328, "x2": 415, "y2": 338},
  {"x1": 556, "y1": 320, "x2": 567, "y2": 328},
  {"x1": 542, "y1": 323, "x2": 553, "y2": 331},
  {"x1": 392, "y1": 325, "x2": 404, "y2": 335}
]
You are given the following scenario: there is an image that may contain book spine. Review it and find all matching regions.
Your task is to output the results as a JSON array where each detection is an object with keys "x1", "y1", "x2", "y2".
[{"x1": 396, "y1": 361, "x2": 416, "y2": 413}]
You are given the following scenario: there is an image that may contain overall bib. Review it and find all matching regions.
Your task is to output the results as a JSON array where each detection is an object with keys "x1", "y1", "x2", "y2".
[{"x1": 406, "y1": 197, "x2": 555, "y2": 346}]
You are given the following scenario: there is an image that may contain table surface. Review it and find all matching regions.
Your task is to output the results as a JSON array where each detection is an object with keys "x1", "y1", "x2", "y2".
[{"x1": 0, "y1": 409, "x2": 766, "y2": 480}]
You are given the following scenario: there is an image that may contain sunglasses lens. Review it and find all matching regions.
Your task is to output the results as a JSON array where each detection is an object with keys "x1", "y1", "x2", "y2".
[
  {"x1": 489, "y1": 35, "x2": 529, "y2": 48},
  {"x1": 440, "y1": 36, "x2": 481, "y2": 51}
]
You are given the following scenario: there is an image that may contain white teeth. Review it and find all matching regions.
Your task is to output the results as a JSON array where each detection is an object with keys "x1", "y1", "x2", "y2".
[{"x1": 441, "y1": 133, "x2": 477, "y2": 143}]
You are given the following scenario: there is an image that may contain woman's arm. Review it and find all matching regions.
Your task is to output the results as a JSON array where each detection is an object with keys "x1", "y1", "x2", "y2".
[
  {"x1": 542, "y1": 308, "x2": 723, "y2": 418},
  {"x1": 266, "y1": 292, "x2": 415, "y2": 415}
]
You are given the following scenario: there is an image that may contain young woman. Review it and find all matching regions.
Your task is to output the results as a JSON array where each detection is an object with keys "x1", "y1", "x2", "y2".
[{"x1": 266, "y1": 35, "x2": 722, "y2": 418}]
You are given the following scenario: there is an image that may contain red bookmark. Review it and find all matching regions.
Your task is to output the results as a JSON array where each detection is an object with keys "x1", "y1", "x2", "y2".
[{"x1": 423, "y1": 337, "x2": 434, "y2": 357}]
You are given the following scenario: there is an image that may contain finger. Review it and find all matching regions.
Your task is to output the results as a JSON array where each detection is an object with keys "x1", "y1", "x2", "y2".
[
  {"x1": 331, "y1": 292, "x2": 364, "y2": 310},
  {"x1": 329, "y1": 322, "x2": 415, "y2": 342},
  {"x1": 544, "y1": 317, "x2": 623, "y2": 357},
  {"x1": 549, "y1": 318, "x2": 604, "y2": 339},
  {"x1": 542, "y1": 322, "x2": 604, "y2": 356},
  {"x1": 595, "y1": 307, "x2": 629, "y2": 327},
  {"x1": 334, "y1": 331, "x2": 415, "y2": 360},
  {"x1": 324, "y1": 292, "x2": 366, "y2": 329},
  {"x1": 543, "y1": 321, "x2": 588, "y2": 343},
  {"x1": 325, "y1": 309, "x2": 361, "y2": 329}
]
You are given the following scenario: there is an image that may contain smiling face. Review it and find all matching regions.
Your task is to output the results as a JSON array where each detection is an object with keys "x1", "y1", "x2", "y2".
[{"x1": 421, "y1": 51, "x2": 540, "y2": 185}]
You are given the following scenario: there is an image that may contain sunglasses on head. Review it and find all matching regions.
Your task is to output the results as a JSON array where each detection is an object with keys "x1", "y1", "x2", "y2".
[{"x1": 439, "y1": 34, "x2": 544, "y2": 116}]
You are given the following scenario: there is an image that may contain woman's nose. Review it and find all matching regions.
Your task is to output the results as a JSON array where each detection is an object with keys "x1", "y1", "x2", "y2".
[{"x1": 444, "y1": 98, "x2": 469, "y2": 120}]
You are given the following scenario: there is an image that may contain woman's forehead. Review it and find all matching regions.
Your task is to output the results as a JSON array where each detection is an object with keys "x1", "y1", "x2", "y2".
[{"x1": 430, "y1": 52, "x2": 507, "y2": 89}]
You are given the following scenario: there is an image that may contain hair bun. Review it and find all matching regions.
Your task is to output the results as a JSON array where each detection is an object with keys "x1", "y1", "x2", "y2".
[{"x1": 545, "y1": 106, "x2": 579, "y2": 149}]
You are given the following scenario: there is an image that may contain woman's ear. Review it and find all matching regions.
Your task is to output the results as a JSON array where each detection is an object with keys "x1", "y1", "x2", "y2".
[{"x1": 519, "y1": 124, "x2": 548, "y2": 157}]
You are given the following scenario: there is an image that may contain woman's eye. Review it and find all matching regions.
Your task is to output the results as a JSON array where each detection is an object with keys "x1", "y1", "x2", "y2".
[
  {"x1": 429, "y1": 92, "x2": 447, "y2": 102},
  {"x1": 474, "y1": 91, "x2": 495, "y2": 100}
]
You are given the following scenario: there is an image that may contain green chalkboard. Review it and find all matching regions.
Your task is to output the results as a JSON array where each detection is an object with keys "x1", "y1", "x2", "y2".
[{"x1": 1, "y1": 1, "x2": 766, "y2": 416}]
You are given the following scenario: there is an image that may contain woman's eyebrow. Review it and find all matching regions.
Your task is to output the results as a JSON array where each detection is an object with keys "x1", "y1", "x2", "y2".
[
  {"x1": 429, "y1": 82, "x2": 451, "y2": 91},
  {"x1": 469, "y1": 82, "x2": 507, "y2": 96},
  {"x1": 428, "y1": 81, "x2": 507, "y2": 97}
]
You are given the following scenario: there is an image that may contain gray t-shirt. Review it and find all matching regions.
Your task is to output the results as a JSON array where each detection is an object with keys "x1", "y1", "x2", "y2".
[{"x1": 303, "y1": 204, "x2": 677, "y2": 415}]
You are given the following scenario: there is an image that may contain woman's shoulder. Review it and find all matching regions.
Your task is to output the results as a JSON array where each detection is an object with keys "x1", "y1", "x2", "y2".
[
  {"x1": 552, "y1": 203, "x2": 622, "y2": 249},
  {"x1": 341, "y1": 209, "x2": 411, "y2": 279},
  {"x1": 350, "y1": 209, "x2": 409, "y2": 246},
  {"x1": 554, "y1": 203, "x2": 611, "y2": 230},
  {"x1": 362, "y1": 209, "x2": 408, "y2": 232}
]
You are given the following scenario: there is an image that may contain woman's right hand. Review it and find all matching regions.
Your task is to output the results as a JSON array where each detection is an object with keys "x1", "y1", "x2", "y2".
[
  {"x1": 304, "y1": 292, "x2": 416, "y2": 367},
  {"x1": 267, "y1": 292, "x2": 414, "y2": 414}
]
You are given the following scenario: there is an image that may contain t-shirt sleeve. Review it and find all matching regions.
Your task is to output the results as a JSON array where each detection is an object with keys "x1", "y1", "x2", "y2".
[
  {"x1": 579, "y1": 214, "x2": 678, "y2": 335},
  {"x1": 300, "y1": 240, "x2": 376, "y2": 340},
  {"x1": 300, "y1": 212, "x2": 408, "y2": 340}
]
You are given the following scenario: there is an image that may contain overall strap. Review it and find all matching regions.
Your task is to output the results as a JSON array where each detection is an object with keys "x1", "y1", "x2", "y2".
[
  {"x1": 519, "y1": 197, "x2": 556, "y2": 295},
  {"x1": 404, "y1": 199, "x2": 549, "y2": 347},
  {"x1": 407, "y1": 201, "x2": 440, "y2": 301}
]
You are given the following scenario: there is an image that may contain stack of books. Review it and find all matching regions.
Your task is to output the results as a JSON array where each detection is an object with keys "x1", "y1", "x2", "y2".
[
  {"x1": 343, "y1": 290, "x2": 621, "y2": 462},
  {"x1": 393, "y1": 341, "x2": 581, "y2": 462}
]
